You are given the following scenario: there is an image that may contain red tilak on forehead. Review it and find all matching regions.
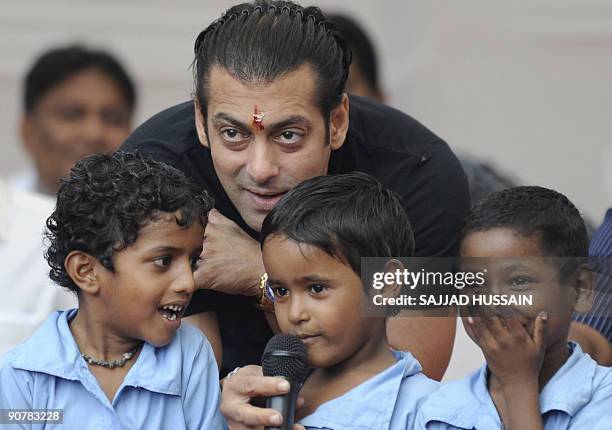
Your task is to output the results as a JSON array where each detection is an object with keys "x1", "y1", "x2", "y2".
[{"x1": 252, "y1": 105, "x2": 265, "y2": 130}]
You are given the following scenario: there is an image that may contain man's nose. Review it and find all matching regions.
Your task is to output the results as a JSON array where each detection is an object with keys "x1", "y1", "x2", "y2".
[{"x1": 245, "y1": 140, "x2": 280, "y2": 184}]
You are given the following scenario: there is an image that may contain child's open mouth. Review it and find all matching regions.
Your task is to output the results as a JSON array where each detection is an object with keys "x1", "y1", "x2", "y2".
[{"x1": 158, "y1": 304, "x2": 185, "y2": 322}]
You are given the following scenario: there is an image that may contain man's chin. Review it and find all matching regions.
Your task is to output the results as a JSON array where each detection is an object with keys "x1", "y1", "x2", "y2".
[{"x1": 242, "y1": 212, "x2": 267, "y2": 233}]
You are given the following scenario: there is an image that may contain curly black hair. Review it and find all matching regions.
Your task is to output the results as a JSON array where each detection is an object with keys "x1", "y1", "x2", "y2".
[{"x1": 45, "y1": 151, "x2": 213, "y2": 293}]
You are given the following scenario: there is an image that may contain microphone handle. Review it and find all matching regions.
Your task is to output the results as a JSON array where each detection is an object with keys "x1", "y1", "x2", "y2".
[{"x1": 264, "y1": 382, "x2": 300, "y2": 430}]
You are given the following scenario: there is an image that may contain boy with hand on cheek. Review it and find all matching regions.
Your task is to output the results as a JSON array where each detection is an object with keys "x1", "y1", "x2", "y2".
[
  {"x1": 417, "y1": 186, "x2": 611, "y2": 430},
  {"x1": 0, "y1": 152, "x2": 224, "y2": 429},
  {"x1": 259, "y1": 172, "x2": 439, "y2": 430}
]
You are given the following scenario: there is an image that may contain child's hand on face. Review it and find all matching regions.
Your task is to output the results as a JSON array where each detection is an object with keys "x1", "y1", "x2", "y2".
[{"x1": 465, "y1": 309, "x2": 548, "y2": 388}]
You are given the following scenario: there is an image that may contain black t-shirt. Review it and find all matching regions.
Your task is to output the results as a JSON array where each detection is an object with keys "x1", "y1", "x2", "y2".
[{"x1": 122, "y1": 95, "x2": 470, "y2": 373}]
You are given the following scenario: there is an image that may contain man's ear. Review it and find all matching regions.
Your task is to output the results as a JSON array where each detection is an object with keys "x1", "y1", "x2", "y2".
[
  {"x1": 329, "y1": 93, "x2": 349, "y2": 151},
  {"x1": 573, "y1": 264, "x2": 596, "y2": 314},
  {"x1": 193, "y1": 99, "x2": 209, "y2": 149},
  {"x1": 64, "y1": 251, "x2": 103, "y2": 296}
]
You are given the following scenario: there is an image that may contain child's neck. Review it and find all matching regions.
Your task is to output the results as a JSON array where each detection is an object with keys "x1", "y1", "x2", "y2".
[
  {"x1": 69, "y1": 305, "x2": 145, "y2": 403},
  {"x1": 69, "y1": 305, "x2": 143, "y2": 362},
  {"x1": 297, "y1": 336, "x2": 396, "y2": 419},
  {"x1": 318, "y1": 338, "x2": 396, "y2": 380}
]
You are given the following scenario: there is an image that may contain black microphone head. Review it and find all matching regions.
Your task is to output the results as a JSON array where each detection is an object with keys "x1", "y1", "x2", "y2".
[{"x1": 262, "y1": 334, "x2": 308, "y2": 384}]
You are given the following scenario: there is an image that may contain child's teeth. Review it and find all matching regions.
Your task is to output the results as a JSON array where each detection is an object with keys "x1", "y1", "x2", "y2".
[{"x1": 162, "y1": 304, "x2": 183, "y2": 312}]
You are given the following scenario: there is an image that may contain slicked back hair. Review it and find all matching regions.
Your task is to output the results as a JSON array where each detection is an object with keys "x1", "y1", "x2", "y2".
[{"x1": 193, "y1": 0, "x2": 352, "y2": 129}]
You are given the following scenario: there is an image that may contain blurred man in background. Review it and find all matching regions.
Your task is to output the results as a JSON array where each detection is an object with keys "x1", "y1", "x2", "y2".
[{"x1": 10, "y1": 45, "x2": 136, "y2": 195}]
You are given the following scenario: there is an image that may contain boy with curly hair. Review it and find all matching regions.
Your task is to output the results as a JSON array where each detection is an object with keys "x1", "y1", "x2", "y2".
[{"x1": 0, "y1": 151, "x2": 224, "y2": 429}]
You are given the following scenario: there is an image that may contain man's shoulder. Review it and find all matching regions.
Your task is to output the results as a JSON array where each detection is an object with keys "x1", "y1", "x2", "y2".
[
  {"x1": 347, "y1": 95, "x2": 446, "y2": 157},
  {"x1": 121, "y1": 101, "x2": 203, "y2": 168}
]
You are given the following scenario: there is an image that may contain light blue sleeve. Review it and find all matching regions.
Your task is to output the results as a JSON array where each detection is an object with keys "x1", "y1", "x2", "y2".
[
  {"x1": 181, "y1": 328, "x2": 226, "y2": 430},
  {"x1": 594, "y1": 414, "x2": 612, "y2": 430},
  {"x1": 0, "y1": 356, "x2": 33, "y2": 430}
]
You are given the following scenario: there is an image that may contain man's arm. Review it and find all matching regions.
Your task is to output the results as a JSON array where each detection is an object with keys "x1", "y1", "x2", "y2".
[
  {"x1": 194, "y1": 209, "x2": 263, "y2": 297},
  {"x1": 184, "y1": 311, "x2": 223, "y2": 370},
  {"x1": 387, "y1": 310, "x2": 456, "y2": 381}
]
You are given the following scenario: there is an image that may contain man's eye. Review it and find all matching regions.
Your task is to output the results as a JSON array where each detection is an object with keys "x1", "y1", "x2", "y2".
[
  {"x1": 309, "y1": 284, "x2": 326, "y2": 294},
  {"x1": 272, "y1": 287, "x2": 289, "y2": 298},
  {"x1": 220, "y1": 128, "x2": 249, "y2": 142},
  {"x1": 154, "y1": 256, "x2": 172, "y2": 268},
  {"x1": 276, "y1": 130, "x2": 303, "y2": 145}
]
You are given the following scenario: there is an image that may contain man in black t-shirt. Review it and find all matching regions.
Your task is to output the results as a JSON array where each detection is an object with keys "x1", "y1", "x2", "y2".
[{"x1": 122, "y1": 1, "x2": 469, "y2": 427}]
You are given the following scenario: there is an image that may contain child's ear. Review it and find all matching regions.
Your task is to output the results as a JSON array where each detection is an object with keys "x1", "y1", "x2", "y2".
[
  {"x1": 573, "y1": 264, "x2": 595, "y2": 314},
  {"x1": 64, "y1": 251, "x2": 102, "y2": 295},
  {"x1": 380, "y1": 258, "x2": 404, "y2": 298}
]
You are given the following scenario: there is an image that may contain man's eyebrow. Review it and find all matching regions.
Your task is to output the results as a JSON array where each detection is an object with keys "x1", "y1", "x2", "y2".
[
  {"x1": 212, "y1": 112, "x2": 250, "y2": 130},
  {"x1": 267, "y1": 115, "x2": 311, "y2": 132}
]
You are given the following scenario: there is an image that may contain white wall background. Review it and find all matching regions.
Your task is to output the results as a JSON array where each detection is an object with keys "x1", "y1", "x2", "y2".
[{"x1": 1, "y1": 0, "x2": 611, "y2": 224}]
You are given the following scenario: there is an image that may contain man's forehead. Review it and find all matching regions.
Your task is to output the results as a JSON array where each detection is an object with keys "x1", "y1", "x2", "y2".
[{"x1": 206, "y1": 65, "x2": 320, "y2": 117}]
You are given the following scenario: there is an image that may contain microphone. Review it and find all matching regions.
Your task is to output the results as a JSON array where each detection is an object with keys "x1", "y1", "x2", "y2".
[{"x1": 262, "y1": 334, "x2": 308, "y2": 430}]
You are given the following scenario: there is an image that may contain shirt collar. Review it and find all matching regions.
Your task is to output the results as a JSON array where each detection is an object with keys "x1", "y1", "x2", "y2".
[
  {"x1": 538, "y1": 342, "x2": 598, "y2": 416},
  {"x1": 10, "y1": 309, "x2": 183, "y2": 396},
  {"x1": 298, "y1": 350, "x2": 423, "y2": 430},
  {"x1": 421, "y1": 342, "x2": 599, "y2": 429}
]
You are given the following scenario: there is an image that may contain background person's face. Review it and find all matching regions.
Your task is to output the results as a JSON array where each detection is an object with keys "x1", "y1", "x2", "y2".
[
  {"x1": 22, "y1": 68, "x2": 132, "y2": 194},
  {"x1": 199, "y1": 65, "x2": 347, "y2": 232}
]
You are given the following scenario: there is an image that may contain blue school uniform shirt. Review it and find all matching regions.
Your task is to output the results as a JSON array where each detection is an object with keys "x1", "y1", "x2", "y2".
[
  {"x1": 0, "y1": 309, "x2": 225, "y2": 429},
  {"x1": 416, "y1": 342, "x2": 612, "y2": 430},
  {"x1": 298, "y1": 350, "x2": 439, "y2": 430}
]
